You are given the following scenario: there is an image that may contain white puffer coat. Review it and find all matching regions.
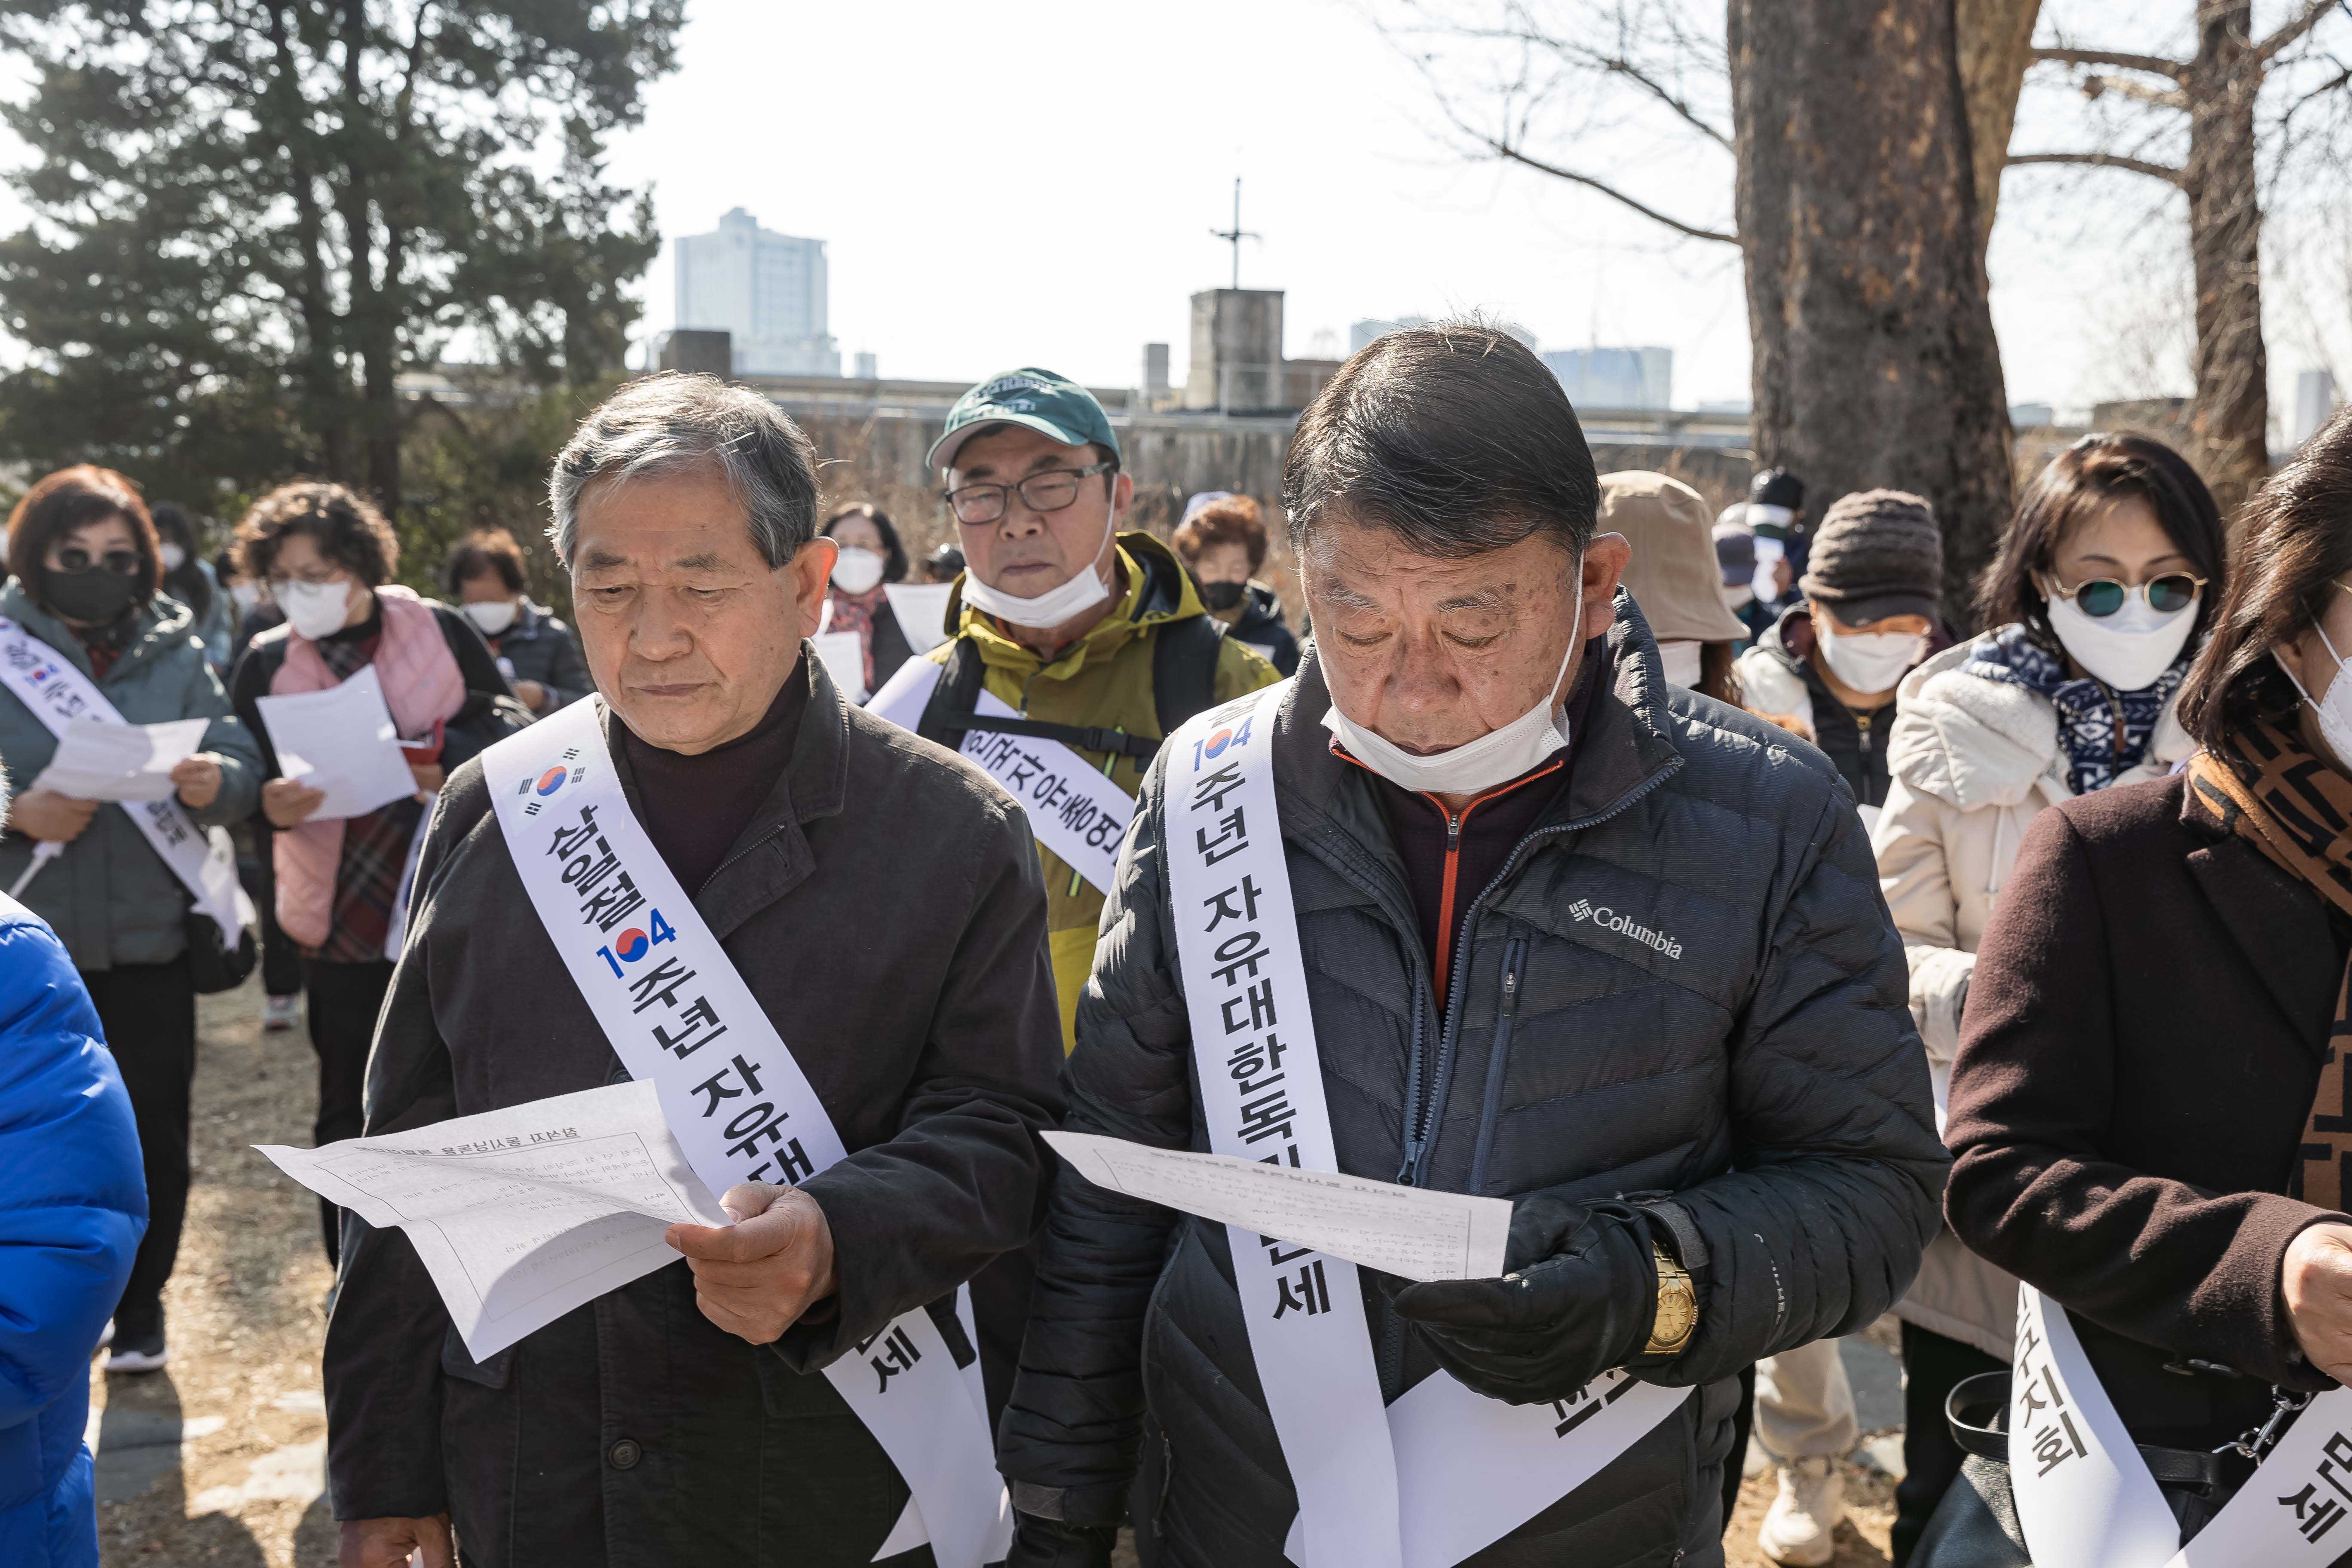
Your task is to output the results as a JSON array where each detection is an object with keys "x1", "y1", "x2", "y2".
[{"x1": 1869, "y1": 633, "x2": 2192, "y2": 1358}]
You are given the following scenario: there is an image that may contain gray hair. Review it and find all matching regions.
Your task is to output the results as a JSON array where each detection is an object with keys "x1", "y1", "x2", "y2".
[{"x1": 548, "y1": 373, "x2": 820, "y2": 568}]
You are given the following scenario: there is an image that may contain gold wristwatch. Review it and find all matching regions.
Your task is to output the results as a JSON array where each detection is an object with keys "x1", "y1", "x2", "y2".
[{"x1": 1645, "y1": 1242, "x2": 1698, "y2": 1356}]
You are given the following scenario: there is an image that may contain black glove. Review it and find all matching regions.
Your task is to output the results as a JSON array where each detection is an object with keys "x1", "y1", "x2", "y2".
[
  {"x1": 1386, "y1": 1196, "x2": 1662, "y2": 1405},
  {"x1": 1003, "y1": 1510, "x2": 1118, "y2": 1568}
]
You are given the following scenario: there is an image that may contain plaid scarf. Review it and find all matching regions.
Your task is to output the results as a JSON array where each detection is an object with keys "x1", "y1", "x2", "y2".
[
  {"x1": 2186, "y1": 720, "x2": 2352, "y2": 1207},
  {"x1": 1963, "y1": 622, "x2": 2189, "y2": 795},
  {"x1": 309, "y1": 625, "x2": 425, "y2": 965}
]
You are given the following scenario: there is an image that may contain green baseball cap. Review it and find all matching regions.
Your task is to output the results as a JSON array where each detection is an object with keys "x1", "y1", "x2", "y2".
[{"x1": 927, "y1": 367, "x2": 1121, "y2": 472}]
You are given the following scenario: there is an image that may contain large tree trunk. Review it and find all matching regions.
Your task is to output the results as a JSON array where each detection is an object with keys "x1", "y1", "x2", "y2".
[
  {"x1": 1954, "y1": 0, "x2": 2043, "y2": 259},
  {"x1": 2184, "y1": 0, "x2": 2268, "y2": 517},
  {"x1": 1730, "y1": 0, "x2": 2015, "y2": 634}
]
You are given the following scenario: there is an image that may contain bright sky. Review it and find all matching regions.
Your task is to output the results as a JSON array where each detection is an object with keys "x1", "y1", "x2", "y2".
[{"x1": 609, "y1": 0, "x2": 2349, "y2": 427}]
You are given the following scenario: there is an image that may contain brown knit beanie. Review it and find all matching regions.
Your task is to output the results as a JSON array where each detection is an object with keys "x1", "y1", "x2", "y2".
[{"x1": 1798, "y1": 489, "x2": 1943, "y2": 624}]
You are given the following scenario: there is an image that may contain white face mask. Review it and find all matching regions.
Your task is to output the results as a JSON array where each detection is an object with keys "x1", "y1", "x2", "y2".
[
  {"x1": 830, "y1": 545, "x2": 886, "y2": 596},
  {"x1": 463, "y1": 598, "x2": 520, "y2": 637},
  {"x1": 1720, "y1": 585, "x2": 1754, "y2": 613},
  {"x1": 280, "y1": 578, "x2": 358, "y2": 640},
  {"x1": 1815, "y1": 619, "x2": 1925, "y2": 695},
  {"x1": 2279, "y1": 616, "x2": 2352, "y2": 765},
  {"x1": 1659, "y1": 640, "x2": 1703, "y2": 689},
  {"x1": 229, "y1": 582, "x2": 261, "y2": 616},
  {"x1": 2042, "y1": 578, "x2": 2199, "y2": 692},
  {"x1": 960, "y1": 499, "x2": 1117, "y2": 630},
  {"x1": 157, "y1": 543, "x2": 186, "y2": 573},
  {"x1": 1323, "y1": 579, "x2": 1584, "y2": 796}
]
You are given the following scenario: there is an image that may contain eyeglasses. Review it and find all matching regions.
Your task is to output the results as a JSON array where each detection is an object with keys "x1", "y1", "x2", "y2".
[
  {"x1": 55, "y1": 546, "x2": 139, "y2": 576},
  {"x1": 2046, "y1": 572, "x2": 2208, "y2": 618},
  {"x1": 943, "y1": 462, "x2": 1116, "y2": 527}
]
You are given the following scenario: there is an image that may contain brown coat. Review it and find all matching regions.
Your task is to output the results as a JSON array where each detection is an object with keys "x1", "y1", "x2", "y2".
[{"x1": 1945, "y1": 771, "x2": 2348, "y2": 1451}]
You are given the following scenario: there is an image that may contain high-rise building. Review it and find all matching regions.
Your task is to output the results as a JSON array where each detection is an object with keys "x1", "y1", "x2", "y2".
[
  {"x1": 673, "y1": 208, "x2": 839, "y2": 378},
  {"x1": 1542, "y1": 346, "x2": 1673, "y2": 411}
]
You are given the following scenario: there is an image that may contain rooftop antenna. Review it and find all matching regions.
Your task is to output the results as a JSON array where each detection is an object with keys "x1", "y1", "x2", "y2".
[{"x1": 1210, "y1": 177, "x2": 1260, "y2": 290}]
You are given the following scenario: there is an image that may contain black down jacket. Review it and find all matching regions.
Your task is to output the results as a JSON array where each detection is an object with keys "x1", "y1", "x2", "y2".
[{"x1": 998, "y1": 593, "x2": 1946, "y2": 1568}]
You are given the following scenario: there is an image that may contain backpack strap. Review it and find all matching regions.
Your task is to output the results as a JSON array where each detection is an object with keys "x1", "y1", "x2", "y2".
[
  {"x1": 913, "y1": 635, "x2": 989, "y2": 752},
  {"x1": 916, "y1": 612, "x2": 1230, "y2": 765},
  {"x1": 1151, "y1": 612, "x2": 1228, "y2": 736}
]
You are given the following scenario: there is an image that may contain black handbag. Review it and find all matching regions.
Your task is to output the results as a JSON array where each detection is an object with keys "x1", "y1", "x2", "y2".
[
  {"x1": 184, "y1": 905, "x2": 257, "y2": 994},
  {"x1": 1912, "y1": 1370, "x2": 2259, "y2": 1568}
]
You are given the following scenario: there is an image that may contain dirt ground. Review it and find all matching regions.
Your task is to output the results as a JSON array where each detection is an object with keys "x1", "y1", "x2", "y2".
[{"x1": 87, "y1": 976, "x2": 1899, "y2": 1568}]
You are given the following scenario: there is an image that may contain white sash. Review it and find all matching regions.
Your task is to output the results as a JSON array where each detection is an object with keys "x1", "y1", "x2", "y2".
[
  {"x1": 865, "y1": 658, "x2": 1132, "y2": 894},
  {"x1": 480, "y1": 697, "x2": 1009, "y2": 1568},
  {"x1": 1162, "y1": 681, "x2": 1687, "y2": 1568},
  {"x1": 0, "y1": 616, "x2": 244, "y2": 943},
  {"x1": 2015, "y1": 1285, "x2": 2352, "y2": 1568}
]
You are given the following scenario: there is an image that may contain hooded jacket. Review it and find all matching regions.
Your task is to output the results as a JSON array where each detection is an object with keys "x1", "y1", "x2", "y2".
[
  {"x1": 1871, "y1": 635, "x2": 2191, "y2": 1360},
  {"x1": 0, "y1": 895, "x2": 145, "y2": 1568},
  {"x1": 0, "y1": 582, "x2": 263, "y2": 971},
  {"x1": 930, "y1": 531, "x2": 1280, "y2": 1047},
  {"x1": 998, "y1": 593, "x2": 1945, "y2": 1567}
]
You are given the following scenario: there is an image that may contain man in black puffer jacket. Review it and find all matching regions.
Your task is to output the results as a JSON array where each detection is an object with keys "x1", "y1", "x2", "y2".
[{"x1": 996, "y1": 323, "x2": 1945, "y2": 1568}]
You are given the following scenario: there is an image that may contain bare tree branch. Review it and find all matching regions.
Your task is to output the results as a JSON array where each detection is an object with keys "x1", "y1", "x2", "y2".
[
  {"x1": 2030, "y1": 46, "x2": 2187, "y2": 78},
  {"x1": 2082, "y1": 73, "x2": 2188, "y2": 109},
  {"x1": 1477, "y1": 134, "x2": 1740, "y2": 242},
  {"x1": 2007, "y1": 150, "x2": 2186, "y2": 184},
  {"x1": 2259, "y1": 0, "x2": 2350, "y2": 65}
]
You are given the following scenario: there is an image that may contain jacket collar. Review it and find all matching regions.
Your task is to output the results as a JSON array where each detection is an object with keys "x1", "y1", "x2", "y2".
[
  {"x1": 2180, "y1": 777, "x2": 2344, "y2": 1053},
  {"x1": 0, "y1": 579, "x2": 193, "y2": 684},
  {"x1": 598, "y1": 646, "x2": 853, "y2": 943}
]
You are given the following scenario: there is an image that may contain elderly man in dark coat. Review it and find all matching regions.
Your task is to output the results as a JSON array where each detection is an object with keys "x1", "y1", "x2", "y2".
[
  {"x1": 995, "y1": 325, "x2": 1945, "y2": 1568},
  {"x1": 323, "y1": 373, "x2": 1065, "y2": 1568}
]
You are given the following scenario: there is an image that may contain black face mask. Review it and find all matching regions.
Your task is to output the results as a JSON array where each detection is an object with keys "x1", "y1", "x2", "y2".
[
  {"x1": 1199, "y1": 579, "x2": 1246, "y2": 612},
  {"x1": 42, "y1": 564, "x2": 140, "y2": 626}
]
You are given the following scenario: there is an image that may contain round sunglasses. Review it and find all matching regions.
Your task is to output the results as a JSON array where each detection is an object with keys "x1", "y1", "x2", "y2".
[
  {"x1": 2046, "y1": 572, "x2": 2207, "y2": 619},
  {"x1": 54, "y1": 545, "x2": 140, "y2": 576}
]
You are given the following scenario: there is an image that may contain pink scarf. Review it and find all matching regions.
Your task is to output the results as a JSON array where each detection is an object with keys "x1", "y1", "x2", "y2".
[
  {"x1": 827, "y1": 583, "x2": 886, "y2": 690},
  {"x1": 270, "y1": 587, "x2": 466, "y2": 949}
]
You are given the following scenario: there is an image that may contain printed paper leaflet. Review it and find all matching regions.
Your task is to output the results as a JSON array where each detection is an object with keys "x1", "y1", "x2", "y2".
[
  {"x1": 257, "y1": 1079, "x2": 729, "y2": 1361},
  {"x1": 1044, "y1": 1130, "x2": 1510, "y2": 1282}
]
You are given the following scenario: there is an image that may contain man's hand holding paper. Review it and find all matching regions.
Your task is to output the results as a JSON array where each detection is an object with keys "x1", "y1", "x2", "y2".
[{"x1": 665, "y1": 1180, "x2": 839, "y2": 1346}]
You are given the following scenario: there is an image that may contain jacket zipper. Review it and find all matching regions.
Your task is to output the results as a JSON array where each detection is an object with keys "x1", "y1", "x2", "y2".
[
  {"x1": 1393, "y1": 755, "x2": 1685, "y2": 1189},
  {"x1": 1853, "y1": 707, "x2": 1873, "y2": 755},
  {"x1": 1467, "y1": 936, "x2": 1529, "y2": 1193}
]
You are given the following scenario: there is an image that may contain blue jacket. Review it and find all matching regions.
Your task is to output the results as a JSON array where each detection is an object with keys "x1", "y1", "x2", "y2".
[{"x1": 0, "y1": 894, "x2": 144, "y2": 1568}]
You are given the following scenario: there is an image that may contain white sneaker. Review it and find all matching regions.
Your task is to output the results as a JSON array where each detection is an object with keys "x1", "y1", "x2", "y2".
[
  {"x1": 104, "y1": 1334, "x2": 168, "y2": 1375},
  {"x1": 1758, "y1": 1455, "x2": 1844, "y2": 1567},
  {"x1": 263, "y1": 994, "x2": 301, "y2": 1032}
]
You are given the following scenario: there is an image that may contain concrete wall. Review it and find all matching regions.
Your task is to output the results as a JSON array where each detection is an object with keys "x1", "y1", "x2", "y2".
[{"x1": 1185, "y1": 289, "x2": 1286, "y2": 412}]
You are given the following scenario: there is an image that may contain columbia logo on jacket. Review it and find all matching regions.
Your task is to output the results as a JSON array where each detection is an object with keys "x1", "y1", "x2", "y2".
[{"x1": 1567, "y1": 898, "x2": 1684, "y2": 960}]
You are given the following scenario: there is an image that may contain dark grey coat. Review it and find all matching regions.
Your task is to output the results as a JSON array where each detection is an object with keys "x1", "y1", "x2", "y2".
[
  {"x1": 322, "y1": 652, "x2": 1066, "y2": 1568},
  {"x1": 998, "y1": 594, "x2": 1946, "y2": 1568}
]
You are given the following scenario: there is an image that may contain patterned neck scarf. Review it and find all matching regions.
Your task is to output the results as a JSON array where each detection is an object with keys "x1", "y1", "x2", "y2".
[
  {"x1": 826, "y1": 584, "x2": 884, "y2": 691},
  {"x1": 1962, "y1": 622, "x2": 2189, "y2": 795},
  {"x1": 2186, "y1": 720, "x2": 2352, "y2": 1207}
]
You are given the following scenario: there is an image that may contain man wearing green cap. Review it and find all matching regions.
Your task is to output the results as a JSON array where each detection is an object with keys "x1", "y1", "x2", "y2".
[{"x1": 885, "y1": 368, "x2": 1279, "y2": 1050}]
